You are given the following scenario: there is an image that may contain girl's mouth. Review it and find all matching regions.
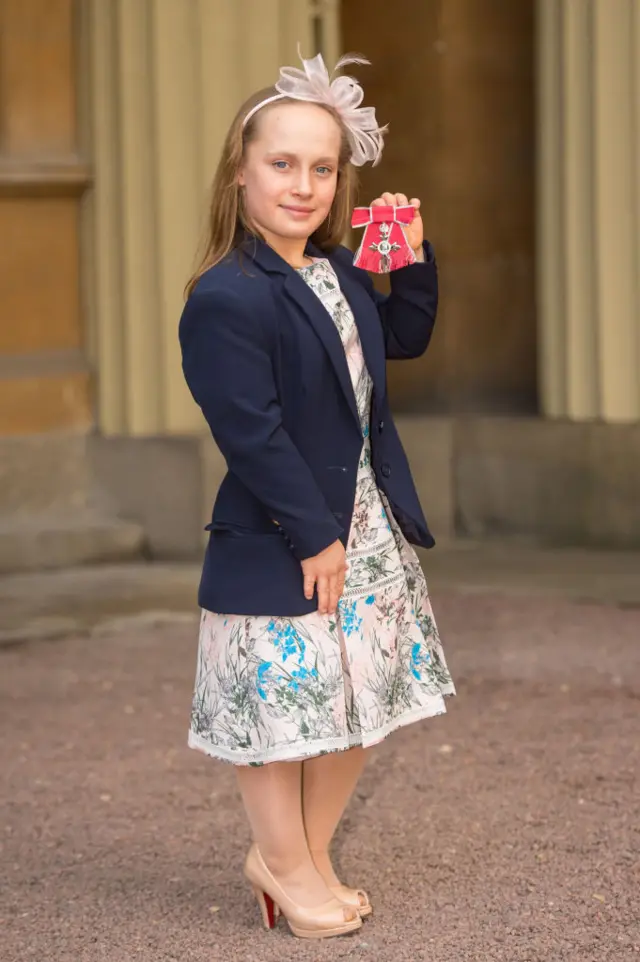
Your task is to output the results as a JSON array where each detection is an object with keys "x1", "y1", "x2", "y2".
[{"x1": 281, "y1": 205, "x2": 315, "y2": 216}]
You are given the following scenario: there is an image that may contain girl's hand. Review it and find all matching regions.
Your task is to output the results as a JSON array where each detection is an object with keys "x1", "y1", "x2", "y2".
[
  {"x1": 371, "y1": 192, "x2": 424, "y2": 260},
  {"x1": 301, "y1": 539, "x2": 347, "y2": 615}
]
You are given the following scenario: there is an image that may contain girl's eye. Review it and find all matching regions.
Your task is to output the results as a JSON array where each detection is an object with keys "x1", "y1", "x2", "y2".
[
  {"x1": 273, "y1": 161, "x2": 289, "y2": 170},
  {"x1": 317, "y1": 166, "x2": 332, "y2": 175}
]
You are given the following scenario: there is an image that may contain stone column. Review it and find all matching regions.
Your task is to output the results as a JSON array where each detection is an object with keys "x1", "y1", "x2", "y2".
[
  {"x1": 537, "y1": 0, "x2": 640, "y2": 422},
  {"x1": 87, "y1": 0, "x2": 335, "y2": 436}
]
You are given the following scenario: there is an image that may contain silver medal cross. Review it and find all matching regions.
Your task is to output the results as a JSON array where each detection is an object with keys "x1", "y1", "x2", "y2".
[{"x1": 368, "y1": 222, "x2": 400, "y2": 272}]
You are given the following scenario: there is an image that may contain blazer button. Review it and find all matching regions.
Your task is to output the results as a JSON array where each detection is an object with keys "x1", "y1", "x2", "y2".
[
  {"x1": 378, "y1": 420, "x2": 384, "y2": 433},
  {"x1": 381, "y1": 463, "x2": 391, "y2": 478}
]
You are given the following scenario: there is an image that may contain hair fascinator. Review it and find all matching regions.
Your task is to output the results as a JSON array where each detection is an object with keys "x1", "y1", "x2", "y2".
[{"x1": 242, "y1": 49, "x2": 386, "y2": 167}]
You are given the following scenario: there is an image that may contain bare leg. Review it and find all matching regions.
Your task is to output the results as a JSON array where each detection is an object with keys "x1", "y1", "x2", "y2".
[
  {"x1": 302, "y1": 747, "x2": 368, "y2": 886},
  {"x1": 236, "y1": 761, "x2": 338, "y2": 908}
]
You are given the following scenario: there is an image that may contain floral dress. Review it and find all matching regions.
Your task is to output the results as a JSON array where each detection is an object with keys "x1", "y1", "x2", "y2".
[{"x1": 189, "y1": 259, "x2": 455, "y2": 766}]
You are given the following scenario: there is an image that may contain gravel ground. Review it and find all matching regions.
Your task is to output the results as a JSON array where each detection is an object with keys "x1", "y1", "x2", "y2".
[{"x1": 1, "y1": 589, "x2": 639, "y2": 962}]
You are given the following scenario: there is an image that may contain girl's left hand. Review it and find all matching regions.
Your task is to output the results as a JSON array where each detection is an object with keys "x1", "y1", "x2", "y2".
[{"x1": 371, "y1": 192, "x2": 424, "y2": 260}]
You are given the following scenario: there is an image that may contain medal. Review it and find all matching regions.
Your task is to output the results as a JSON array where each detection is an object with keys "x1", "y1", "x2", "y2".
[{"x1": 351, "y1": 205, "x2": 416, "y2": 273}]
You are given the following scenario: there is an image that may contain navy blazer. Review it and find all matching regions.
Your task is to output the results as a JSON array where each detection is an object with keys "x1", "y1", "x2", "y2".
[{"x1": 179, "y1": 235, "x2": 438, "y2": 616}]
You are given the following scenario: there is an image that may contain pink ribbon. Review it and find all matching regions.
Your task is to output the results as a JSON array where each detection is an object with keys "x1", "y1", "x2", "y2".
[{"x1": 351, "y1": 205, "x2": 416, "y2": 273}]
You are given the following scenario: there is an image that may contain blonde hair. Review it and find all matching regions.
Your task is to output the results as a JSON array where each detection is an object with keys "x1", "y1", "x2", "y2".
[{"x1": 185, "y1": 86, "x2": 357, "y2": 298}]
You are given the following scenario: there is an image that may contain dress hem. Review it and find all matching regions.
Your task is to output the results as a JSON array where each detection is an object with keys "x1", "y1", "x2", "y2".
[{"x1": 187, "y1": 686, "x2": 456, "y2": 767}]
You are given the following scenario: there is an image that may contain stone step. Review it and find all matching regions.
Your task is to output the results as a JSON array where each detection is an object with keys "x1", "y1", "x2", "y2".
[
  {"x1": 0, "y1": 517, "x2": 145, "y2": 576},
  {"x1": 0, "y1": 561, "x2": 198, "y2": 646},
  {"x1": 2, "y1": 543, "x2": 639, "y2": 647}
]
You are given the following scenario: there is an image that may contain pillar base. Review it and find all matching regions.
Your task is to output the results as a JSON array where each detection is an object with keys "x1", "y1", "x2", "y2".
[{"x1": 2, "y1": 416, "x2": 639, "y2": 575}]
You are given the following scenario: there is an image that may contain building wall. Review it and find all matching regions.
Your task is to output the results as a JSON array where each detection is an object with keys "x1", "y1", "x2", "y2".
[
  {"x1": 5, "y1": 0, "x2": 637, "y2": 441},
  {"x1": 1, "y1": 1, "x2": 640, "y2": 568}
]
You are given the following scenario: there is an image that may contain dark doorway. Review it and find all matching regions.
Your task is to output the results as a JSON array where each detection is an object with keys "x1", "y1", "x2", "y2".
[{"x1": 342, "y1": 0, "x2": 537, "y2": 414}]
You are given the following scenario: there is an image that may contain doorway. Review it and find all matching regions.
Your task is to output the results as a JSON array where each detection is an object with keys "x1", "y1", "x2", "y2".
[{"x1": 342, "y1": 0, "x2": 537, "y2": 414}]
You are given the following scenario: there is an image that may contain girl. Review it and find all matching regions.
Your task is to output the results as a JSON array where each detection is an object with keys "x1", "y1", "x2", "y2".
[{"x1": 179, "y1": 51, "x2": 455, "y2": 940}]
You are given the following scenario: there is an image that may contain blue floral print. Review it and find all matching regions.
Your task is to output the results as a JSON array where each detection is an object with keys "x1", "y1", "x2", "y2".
[{"x1": 338, "y1": 599, "x2": 364, "y2": 637}]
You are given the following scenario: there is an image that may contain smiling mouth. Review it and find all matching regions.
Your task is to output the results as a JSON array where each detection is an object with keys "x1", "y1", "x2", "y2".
[{"x1": 281, "y1": 205, "x2": 315, "y2": 214}]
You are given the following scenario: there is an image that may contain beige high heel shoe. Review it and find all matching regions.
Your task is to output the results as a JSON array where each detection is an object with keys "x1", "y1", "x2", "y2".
[{"x1": 244, "y1": 844, "x2": 362, "y2": 940}]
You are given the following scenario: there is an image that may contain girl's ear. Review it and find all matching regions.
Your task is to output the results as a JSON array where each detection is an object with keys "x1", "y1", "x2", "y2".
[{"x1": 237, "y1": 165, "x2": 246, "y2": 187}]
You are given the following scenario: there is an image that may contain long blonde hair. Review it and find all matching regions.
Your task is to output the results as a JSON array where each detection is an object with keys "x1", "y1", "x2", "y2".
[{"x1": 185, "y1": 86, "x2": 357, "y2": 298}]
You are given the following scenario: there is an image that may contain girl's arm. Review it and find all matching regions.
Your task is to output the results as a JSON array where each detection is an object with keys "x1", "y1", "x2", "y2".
[
  {"x1": 360, "y1": 193, "x2": 438, "y2": 359},
  {"x1": 333, "y1": 240, "x2": 438, "y2": 359},
  {"x1": 179, "y1": 287, "x2": 343, "y2": 560},
  {"x1": 366, "y1": 241, "x2": 438, "y2": 360}
]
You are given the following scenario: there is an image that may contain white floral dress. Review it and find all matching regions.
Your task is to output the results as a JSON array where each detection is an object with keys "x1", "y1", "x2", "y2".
[{"x1": 189, "y1": 259, "x2": 455, "y2": 766}]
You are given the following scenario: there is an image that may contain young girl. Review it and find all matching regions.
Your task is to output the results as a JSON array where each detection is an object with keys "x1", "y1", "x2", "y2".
[{"x1": 179, "y1": 51, "x2": 455, "y2": 940}]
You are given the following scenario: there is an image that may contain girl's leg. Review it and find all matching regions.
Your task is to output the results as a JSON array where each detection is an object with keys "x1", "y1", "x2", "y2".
[
  {"x1": 236, "y1": 761, "x2": 338, "y2": 907},
  {"x1": 302, "y1": 746, "x2": 368, "y2": 885}
]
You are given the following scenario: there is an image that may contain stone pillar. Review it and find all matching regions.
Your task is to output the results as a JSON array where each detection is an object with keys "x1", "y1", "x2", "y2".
[
  {"x1": 342, "y1": 0, "x2": 537, "y2": 414},
  {"x1": 87, "y1": 0, "x2": 338, "y2": 436},
  {"x1": 537, "y1": 0, "x2": 640, "y2": 422}
]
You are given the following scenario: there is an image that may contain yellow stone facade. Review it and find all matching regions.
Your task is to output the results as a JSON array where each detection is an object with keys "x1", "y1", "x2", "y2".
[
  {"x1": 2, "y1": 0, "x2": 638, "y2": 444},
  {"x1": 87, "y1": 0, "x2": 340, "y2": 436},
  {"x1": 537, "y1": 0, "x2": 640, "y2": 421}
]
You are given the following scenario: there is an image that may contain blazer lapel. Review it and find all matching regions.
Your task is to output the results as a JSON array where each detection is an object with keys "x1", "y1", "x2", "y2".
[
  {"x1": 328, "y1": 255, "x2": 387, "y2": 409},
  {"x1": 283, "y1": 271, "x2": 361, "y2": 429},
  {"x1": 242, "y1": 235, "x2": 368, "y2": 431}
]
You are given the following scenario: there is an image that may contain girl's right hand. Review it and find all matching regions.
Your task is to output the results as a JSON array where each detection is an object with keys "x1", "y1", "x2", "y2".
[{"x1": 301, "y1": 540, "x2": 347, "y2": 615}]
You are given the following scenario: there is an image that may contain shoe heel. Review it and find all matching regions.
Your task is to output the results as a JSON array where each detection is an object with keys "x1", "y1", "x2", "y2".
[{"x1": 252, "y1": 885, "x2": 279, "y2": 930}]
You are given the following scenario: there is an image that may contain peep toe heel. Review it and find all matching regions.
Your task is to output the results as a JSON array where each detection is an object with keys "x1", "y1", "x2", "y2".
[
  {"x1": 245, "y1": 845, "x2": 362, "y2": 940},
  {"x1": 328, "y1": 883, "x2": 373, "y2": 918}
]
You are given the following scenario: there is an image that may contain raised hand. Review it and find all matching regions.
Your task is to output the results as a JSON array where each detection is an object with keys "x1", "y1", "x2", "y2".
[{"x1": 370, "y1": 191, "x2": 424, "y2": 259}]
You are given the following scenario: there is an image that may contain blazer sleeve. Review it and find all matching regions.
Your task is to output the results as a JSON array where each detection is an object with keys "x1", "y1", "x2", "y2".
[
  {"x1": 345, "y1": 240, "x2": 438, "y2": 360},
  {"x1": 179, "y1": 287, "x2": 343, "y2": 560}
]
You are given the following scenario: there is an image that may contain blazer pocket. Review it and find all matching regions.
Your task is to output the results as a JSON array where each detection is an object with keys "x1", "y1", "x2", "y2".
[{"x1": 205, "y1": 520, "x2": 280, "y2": 538}]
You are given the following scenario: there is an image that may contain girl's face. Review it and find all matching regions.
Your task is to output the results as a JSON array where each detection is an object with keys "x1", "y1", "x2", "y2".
[{"x1": 238, "y1": 102, "x2": 341, "y2": 252}]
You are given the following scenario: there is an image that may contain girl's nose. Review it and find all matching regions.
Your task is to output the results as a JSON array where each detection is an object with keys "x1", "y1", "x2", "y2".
[{"x1": 293, "y1": 173, "x2": 312, "y2": 196}]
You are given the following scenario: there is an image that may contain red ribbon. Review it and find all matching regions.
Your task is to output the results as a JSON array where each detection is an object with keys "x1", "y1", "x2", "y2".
[{"x1": 351, "y1": 205, "x2": 416, "y2": 273}]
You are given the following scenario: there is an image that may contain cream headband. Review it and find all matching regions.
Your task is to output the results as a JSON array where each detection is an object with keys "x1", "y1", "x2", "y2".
[{"x1": 242, "y1": 50, "x2": 386, "y2": 167}]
